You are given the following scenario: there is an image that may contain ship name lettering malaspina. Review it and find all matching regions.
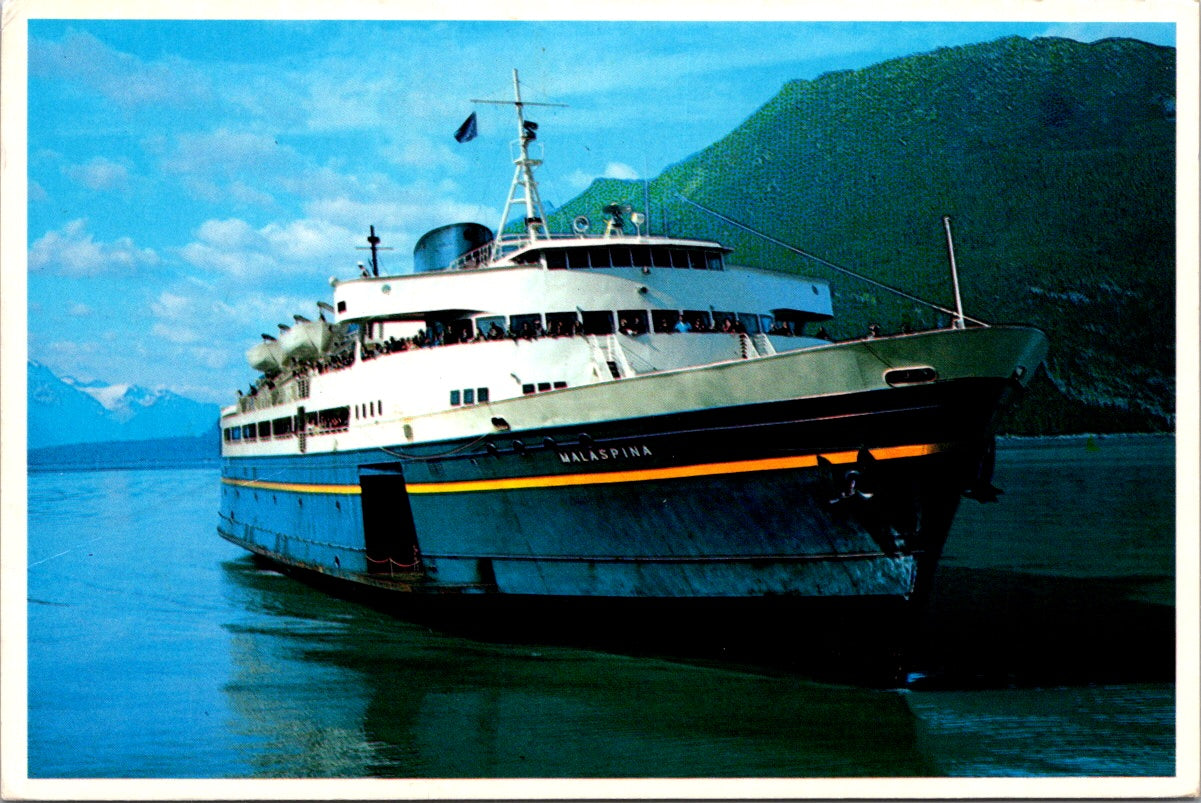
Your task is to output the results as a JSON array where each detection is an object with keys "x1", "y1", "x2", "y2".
[{"x1": 557, "y1": 445, "x2": 653, "y2": 464}]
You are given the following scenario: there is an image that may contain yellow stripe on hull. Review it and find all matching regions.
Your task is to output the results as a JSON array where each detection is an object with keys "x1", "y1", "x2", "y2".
[{"x1": 221, "y1": 442, "x2": 942, "y2": 496}]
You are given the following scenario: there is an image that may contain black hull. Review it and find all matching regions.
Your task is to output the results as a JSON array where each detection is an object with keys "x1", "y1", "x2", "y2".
[{"x1": 220, "y1": 376, "x2": 1024, "y2": 601}]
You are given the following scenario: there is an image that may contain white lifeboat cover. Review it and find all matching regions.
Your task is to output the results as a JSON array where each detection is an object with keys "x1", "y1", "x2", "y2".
[{"x1": 278, "y1": 319, "x2": 332, "y2": 360}]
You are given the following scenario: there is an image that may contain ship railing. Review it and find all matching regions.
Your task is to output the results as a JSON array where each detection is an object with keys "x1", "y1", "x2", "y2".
[
  {"x1": 446, "y1": 232, "x2": 596, "y2": 271},
  {"x1": 365, "y1": 548, "x2": 422, "y2": 577},
  {"x1": 236, "y1": 378, "x2": 309, "y2": 413}
]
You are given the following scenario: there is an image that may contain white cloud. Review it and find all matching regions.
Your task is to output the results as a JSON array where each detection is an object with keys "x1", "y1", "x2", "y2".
[
  {"x1": 229, "y1": 181, "x2": 276, "y2": 207},
  {"x1": 151, "y1": 321, "x2": 201, "y2": 344},
  {"x1": 603, "y1": 162, "x2": 639, "y2": 180},
  {"x1": 162, "y1": 129, "x2": 300, "y2": 179},
  {"x1": 30, "y1": 28, "x2": 211, "y2": 110},
  {"x1": 304, "y1": 72, "x2": 399, "y2": 131},
  {"x1": 28, "y1": 219, "x2": 159, "y2": 277},
  {"x1": 196, "y1": 218, "x2": 259, "y2": 249},
  {"x1": 562, "y1": 163, "x2": 639, "y2": 192},
  {"x1": 181, "y1": 216, "x2": 356, "y2": 279},
  {"x1": 64, "y1": 156, "x2": 131, "y2": 192}
]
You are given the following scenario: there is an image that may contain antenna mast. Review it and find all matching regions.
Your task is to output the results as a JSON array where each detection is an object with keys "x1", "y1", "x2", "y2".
[
  {"x1": 355, "y1": 225, "x2": 393, "y2": 277},
  {"x1": 471, "y1": 69, "x2": 566, "y2": 257}
]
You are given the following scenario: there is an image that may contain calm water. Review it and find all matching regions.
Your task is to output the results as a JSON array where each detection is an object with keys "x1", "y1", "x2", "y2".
[{"x1": 25, "y1": 436, "x2": 1176, "y2": 779}]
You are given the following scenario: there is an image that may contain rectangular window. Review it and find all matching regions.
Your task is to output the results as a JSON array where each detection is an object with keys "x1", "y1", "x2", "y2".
[
  {"x1": 230, "y1": 427, "x2": 241, "y2": 441},
  {"x1": 242, "y1": 424, "x2": 256, "y2": 441},
  {"x1": 652, "y1": 309, "x2": 680, "y2": 333},
  {"x1": 272, "y1": 417, "x2": 292, "y2": 436},
  {"x1": 478, "y1": 387, "x2": 490, "y2": 403},
  {"x1": 581, "y1": 310, "x2": 614, "y2": 335},
  {"x1": 537, "y1": 382, "x2": 551, "y2": 392},
  {"x1": 706, "y1": 251, "x2": 724, "y2": 270},
  {"x1": 446, "y1": 319, "x2": 473, "y2": 344},
  {"x1": 337, "y1": 301, "x2": 347, "y2": 312},
  {"x1": 510, "y1": 313, "x2": 542, "y2": 338},
  {"x1": 545, "y1": 311, "x2": 579, "y2": 337},
  {"x1": 317, "y1": 407, "x2": 349, "y2": 432},
  {"x1": 586, "y1": 246, "x2": 611, "y2": 269},
  {"x1": 683, "y1": 310, "x2": 712, "y2": 331},
  {"x1": 544, "y1": 248, "x2": 567, "y2": 269},
  {"x1": 476, "y1": 315, "x2": 505, "y2": 339},
  {"x1": 553, "y1": 381, "x2": 567, "y2": 389},
  {"x1": 617, "y1": 309, "x2": 649, "y2": 335},
  {"x1": 450, "y1": 389, "x2": 461, "y2": 406},
  {"x1": 224, "y1": 428, "x2": 232, "y2": 442},
  {"x1": 522, "y1": 384, "x2": 535, "y2": 395},
  {"x1": 258, "y1": 421, "x2": 271, "y2": 438},
  {"x1": 739, "y1": 313, "x2": 762, "y2": 334},
  {"x1": 608, "y1": 246, "x2": 633, "y2": 268},
  {"x1": 464, "y1": 388, "x2": 475, "y2": 405}
]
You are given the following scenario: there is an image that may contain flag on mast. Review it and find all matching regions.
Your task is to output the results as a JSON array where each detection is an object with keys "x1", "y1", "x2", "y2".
[{"x1": 454, "y1": 112, "x2": 478, "y2": 143}]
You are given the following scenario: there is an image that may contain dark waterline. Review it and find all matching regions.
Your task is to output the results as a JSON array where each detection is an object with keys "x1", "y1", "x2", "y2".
[{"x1": 26, "y1": 435, "x2": 1176, "y2": 778}]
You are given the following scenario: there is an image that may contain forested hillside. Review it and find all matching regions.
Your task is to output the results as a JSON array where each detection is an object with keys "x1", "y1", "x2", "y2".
[{"x1": 547, "y1": 36, "x2": 1176, "y2": 434}]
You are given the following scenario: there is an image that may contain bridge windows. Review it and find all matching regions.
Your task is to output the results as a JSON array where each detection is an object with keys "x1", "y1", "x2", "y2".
[{"x1": 533, "y1": 245, "x2": 725, "y2": 271}]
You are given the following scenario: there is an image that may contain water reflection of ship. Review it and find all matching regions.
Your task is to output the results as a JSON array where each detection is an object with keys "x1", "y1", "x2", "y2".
[{"x1": 219, "y1": 556, "x2": 934, "y2": 778}]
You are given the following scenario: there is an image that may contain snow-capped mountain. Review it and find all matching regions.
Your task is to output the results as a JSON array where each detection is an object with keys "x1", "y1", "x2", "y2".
[{"x1": 27, "y1": 360, "x2": 219, "y2": 449}]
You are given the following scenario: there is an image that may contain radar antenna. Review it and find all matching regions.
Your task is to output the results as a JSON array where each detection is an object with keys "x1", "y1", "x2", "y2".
[{"x1": 470, "y1": 69, "x2": 567, "y2": 257}]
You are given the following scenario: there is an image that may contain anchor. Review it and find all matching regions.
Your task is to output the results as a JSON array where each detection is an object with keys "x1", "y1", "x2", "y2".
[
  {"x1": 818, "y1": 448, "x2": 905, "y2": 556},
  {"x1": 820, "y1": 447, "x2": 878, "y2": 505}
]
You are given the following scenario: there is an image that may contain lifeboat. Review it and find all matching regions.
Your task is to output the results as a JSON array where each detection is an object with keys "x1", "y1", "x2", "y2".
[
  {"x1": 278, "y1": 314, "x2": 332, "y2": 360},
  {"x1": 245, "y1": 334, "x2": 284, "y2": 375}
]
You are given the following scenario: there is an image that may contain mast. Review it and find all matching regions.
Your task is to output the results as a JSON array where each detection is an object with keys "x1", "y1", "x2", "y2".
[
  {"x1": 355, "y1": 225, "x2": 392, "y2": 277},
  {"x1": 942, "y1": 215, "x2": 967, "y2": 330},
  {"x1": 472, "y1": 70, "x2": 566, "y2": 258}
]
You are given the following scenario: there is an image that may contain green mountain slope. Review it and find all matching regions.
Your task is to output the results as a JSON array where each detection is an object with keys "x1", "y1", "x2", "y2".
[{"x1": 547, "y1": 36, "x2": 1176, "y2": 434}]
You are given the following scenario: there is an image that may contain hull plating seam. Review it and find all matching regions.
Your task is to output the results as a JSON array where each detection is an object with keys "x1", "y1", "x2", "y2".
[{"x1": 221, "y1": 441, "x2": 942, "y2": 495}]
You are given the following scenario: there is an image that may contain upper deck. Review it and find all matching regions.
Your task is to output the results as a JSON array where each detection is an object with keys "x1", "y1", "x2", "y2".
[{"x1": 331, "y1": 234, "x2": 833, "y2": 326}]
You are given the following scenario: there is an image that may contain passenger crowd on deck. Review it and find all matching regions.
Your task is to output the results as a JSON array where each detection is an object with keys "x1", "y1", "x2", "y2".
[{"x1": 250, "y1": 312, "x2": 845, "y2": 393}]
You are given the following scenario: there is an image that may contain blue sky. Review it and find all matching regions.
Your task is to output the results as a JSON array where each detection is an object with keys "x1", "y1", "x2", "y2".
[{"x1": 23, "y1": 17, "x2": 1177, "y2": 404}]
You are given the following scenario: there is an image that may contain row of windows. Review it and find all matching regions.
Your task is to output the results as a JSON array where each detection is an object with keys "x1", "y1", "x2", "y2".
[
  {"x1": 523, "y1": 381, "x2": 567, "y2": 395},
  {"x1": 449, "y1": 387, "x2": 490, "y2": 406},
  {"x1": 512, "y1": 245, "x2": 724, "y2": 271},
  {"x1": 224, "y1": 405, "x2": 351, "y2": 443},
  {"x1": 470, "y1": 309, "x2": 779, "y2": 338},
  {"x1": 354, "y1": 400, "x2": 383, "y2": 419}
]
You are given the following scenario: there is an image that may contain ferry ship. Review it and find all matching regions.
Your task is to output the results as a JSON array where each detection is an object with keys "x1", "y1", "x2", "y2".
[{"x1": 218, "y1": 72, "x2": 1048, "y2": 626}]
